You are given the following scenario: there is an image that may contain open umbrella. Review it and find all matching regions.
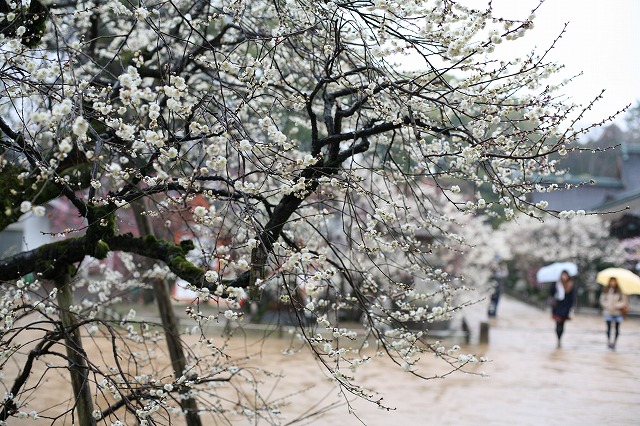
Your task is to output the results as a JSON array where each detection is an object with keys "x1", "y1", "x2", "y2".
[
  {"x1": 596, "y1": 268, "x2": 640, "y2": 295},
  {"x1": 536, "y1": 262, "x2": 578, "y2": 283}
]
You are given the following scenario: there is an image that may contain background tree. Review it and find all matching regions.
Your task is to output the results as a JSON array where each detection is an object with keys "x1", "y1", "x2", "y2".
[
  {"x1": 499, "y1": 213, "x2": 624, "y2": 304},
  {"x1": 0, "y1": 0, "x2": 610, "y2": 423},
  {"x1": 623, "y1": 100, "x2": 640, "y2": 143}
]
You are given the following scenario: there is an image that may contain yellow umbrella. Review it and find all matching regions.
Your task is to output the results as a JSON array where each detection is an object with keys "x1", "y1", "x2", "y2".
[{"x1": 596, "y1": 268, "x2": 640, "y2": 295}]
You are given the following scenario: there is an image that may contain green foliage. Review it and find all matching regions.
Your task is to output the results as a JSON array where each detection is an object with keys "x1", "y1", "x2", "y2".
[
  {"x1": 87, "y1": 204, "x2": 116, "y2": 238},
  {"x1": 0, "y1": 0, "x2": 48, "y2": 47},
  {"x1": 167, "y1": 254, "x2": 203, "y2": 284},
  {"x1": 94, "y1": 240, "x2": 110, "y2": 259},
  {"x1": 623, "y1": 100, "x2": 640, "y2": 143},
  {"x1": 0, "y1": 163, "x2": 24, "y2": 230},
  {"x1": 33, "y1": 237, "x2": 83, "y2": 278},
  {"x1": 0, "y1": 161, "x2": 91, "y2": 231}
]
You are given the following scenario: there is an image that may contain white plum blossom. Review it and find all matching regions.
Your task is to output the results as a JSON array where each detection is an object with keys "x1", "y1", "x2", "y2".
[
  {"x1": 58, "y1": 139, "x2": 73, "y2": 153},
  {"x1": 224, "y1": 310, "x2": 238, "y2": 320},
  {"x1": 72, "y1": 117, "x2": 89, "y2": 136},
  {"x1": 204, "y1": 270, "x2": 219, "y2": 282},
  {"x1": 148, "y1": 103, "x2": 161, "y2": 120},
  {"x1": 238, "y1": 139, "x2": 252, "y2": 152},
  {"x1": 51, "y1": 99, "x2": 73, "y2": 118},
  {"x1": 193, "y1": 206, "x2": 207, "y2": 217},
  {"x1": 166, "y1": 147, "x2": 178, "y2": 159}
]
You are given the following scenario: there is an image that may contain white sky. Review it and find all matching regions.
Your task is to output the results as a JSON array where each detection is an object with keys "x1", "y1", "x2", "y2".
[{"x1": 489, "y1": 0, "x2": 640, "y2": 127}]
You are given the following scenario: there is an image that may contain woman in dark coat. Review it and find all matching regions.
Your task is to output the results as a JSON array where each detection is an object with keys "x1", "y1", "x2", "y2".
[{"x1": 549, "y1": 270, "x2": 576, "y2": 348}]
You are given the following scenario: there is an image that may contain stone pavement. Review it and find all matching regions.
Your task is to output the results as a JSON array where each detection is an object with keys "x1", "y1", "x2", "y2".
[
  {"x1": 314, "y1": 294, "x2": 640, "y2": 425},
  {"x1": 472, "y1": 294, "x2": 640, "y2": 425}
]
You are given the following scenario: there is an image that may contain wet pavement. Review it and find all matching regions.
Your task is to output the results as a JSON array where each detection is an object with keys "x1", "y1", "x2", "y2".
[
  {"x1": 299, "y1": 295, "x2": 640, "y2": 425},
  {"x1": 5, "y1": 295, "x2": 639, "y2": 425}
]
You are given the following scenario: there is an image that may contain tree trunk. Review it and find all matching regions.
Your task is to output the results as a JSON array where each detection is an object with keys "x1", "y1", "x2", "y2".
[
  {"x1": 55, "y1": 274, "x2": 96, "y2": 426},
  {"x1": 152, "y1": 277, "x2": 203, "y2": 426},
  {"x1": 132, "y1": 202, "x2": 203, "y2": 426}
]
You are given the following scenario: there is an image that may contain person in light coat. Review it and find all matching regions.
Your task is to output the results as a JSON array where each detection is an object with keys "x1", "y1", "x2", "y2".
[{"x1": 599, "y1": 277, "x2": 629, "y2": 350}]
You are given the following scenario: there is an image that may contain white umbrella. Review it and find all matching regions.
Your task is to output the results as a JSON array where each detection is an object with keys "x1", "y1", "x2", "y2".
[{"x1": 536, "y1": 262, "x2": 578, "y2": 283}]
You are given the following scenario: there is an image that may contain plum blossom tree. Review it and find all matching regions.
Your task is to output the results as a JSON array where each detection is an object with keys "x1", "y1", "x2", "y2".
[
  {"x1": 0, "y1": 0, "x2": 612, "y2": 424},
  {"x1": 620, "y1": 237, "x2": 640, "y2": 269},
  {"x1": 500, "y1": 213, "x2": 624, "y2": 292}
]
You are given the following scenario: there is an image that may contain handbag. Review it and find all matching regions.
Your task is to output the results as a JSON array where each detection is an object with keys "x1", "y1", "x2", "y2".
[{"x1": 620, "y1": 305, "x2": 629, "y2": 318}]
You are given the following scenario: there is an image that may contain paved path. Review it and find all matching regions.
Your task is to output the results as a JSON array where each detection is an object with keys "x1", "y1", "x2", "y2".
[
  {"x1": 310, "y1": 295, "x2": 640, "y2": 425},
  {"x1": 461, "y1": 295, "x2": 640, "y2": 425}
]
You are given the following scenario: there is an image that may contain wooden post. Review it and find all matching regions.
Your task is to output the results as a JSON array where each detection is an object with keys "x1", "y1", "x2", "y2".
[{"x1": 479, "y1": 321, "x2": 490, "y2": 344}]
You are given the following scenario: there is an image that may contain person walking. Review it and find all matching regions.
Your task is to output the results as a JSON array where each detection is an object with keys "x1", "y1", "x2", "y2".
[
  {"x1": 488, "y1": 262, "x2": 508, "y2": 318},
  {"x1": 599, "y1": 277, "x2": 629, "y2": 350},
  {"x1": 549, "y1": 270, "x2": 576, "y2": 348}
]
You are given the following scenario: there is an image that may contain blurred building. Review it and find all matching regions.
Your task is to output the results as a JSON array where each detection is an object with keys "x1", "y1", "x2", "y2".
[
  {"x1": 530, "y1": 140, "x2": 640, "y2": 238},
  {"x1": 0, "y1": 213, "x2": 52, "y2": 259}
]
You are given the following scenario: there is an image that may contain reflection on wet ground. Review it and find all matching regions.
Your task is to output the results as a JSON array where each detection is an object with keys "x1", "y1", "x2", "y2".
[
  {"x1": 275, "y1": 295, "x2": 640, "y2": 425},
  {"x1": 4, "y1": 296, "x2": 638, "y2": 425}
]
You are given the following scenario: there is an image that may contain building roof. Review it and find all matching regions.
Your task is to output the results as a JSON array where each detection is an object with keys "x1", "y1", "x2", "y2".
[
  {"x1": 533, "y1": 174, "x2": 624, "y2": 189},
  {"x1": 594, "y1": 188, "x2": 640, "y2": 219}
]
